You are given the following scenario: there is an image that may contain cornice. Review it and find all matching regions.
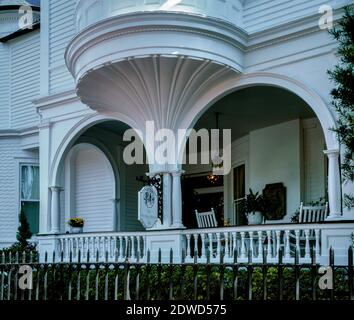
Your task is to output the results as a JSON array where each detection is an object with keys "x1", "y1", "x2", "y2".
[
  {"x1": 33, "y1": 89, "x2": 79, "y2": 111},
  {"x1": 246, "y1": 6, "x2": 347, "y2": 51},
  {"x1": 0, "y1": 126, "x2": 38, "y2": 138},
  {"x1": 65, "y1": 11, "x2": 248, "y2": 76}
]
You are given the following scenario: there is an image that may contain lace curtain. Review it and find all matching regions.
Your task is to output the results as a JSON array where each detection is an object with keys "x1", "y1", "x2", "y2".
[{"x1": 21, "y1": 165, "x2": 39, "y2": 200}]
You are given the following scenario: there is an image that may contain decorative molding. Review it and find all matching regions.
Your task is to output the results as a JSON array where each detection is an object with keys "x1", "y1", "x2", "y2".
[{"x1": 34, "y1": 89, "x2": 79, "y2": 111}]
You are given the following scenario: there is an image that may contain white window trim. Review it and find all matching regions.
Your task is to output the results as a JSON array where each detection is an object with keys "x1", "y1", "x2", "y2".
[{"x1": 14, "y1": 158, "x2": 39, "y2": 232}]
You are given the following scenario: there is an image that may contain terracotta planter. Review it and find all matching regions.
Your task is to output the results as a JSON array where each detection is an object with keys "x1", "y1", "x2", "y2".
[{"x1": 246, "y1": 212, "x2": 263, "y2": 225}]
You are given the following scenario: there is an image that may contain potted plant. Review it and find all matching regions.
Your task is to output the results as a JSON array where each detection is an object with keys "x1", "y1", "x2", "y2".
[
  {"x1": 243, "y1": 189, "x2": 266, "y2": 225},
  {"x1": 68, "y1": 217, "x2": 84, "y2": 233}
]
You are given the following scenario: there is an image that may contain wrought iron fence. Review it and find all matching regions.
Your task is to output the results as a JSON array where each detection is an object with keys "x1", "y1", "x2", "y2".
[{"x1": 0, "y1": 247, "x2": 353, "y2": 301}]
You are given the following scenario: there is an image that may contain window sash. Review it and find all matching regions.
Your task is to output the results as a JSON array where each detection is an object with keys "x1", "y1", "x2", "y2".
[{"x1": 20, "y1": 164, "x2": 39, "y2": 201}]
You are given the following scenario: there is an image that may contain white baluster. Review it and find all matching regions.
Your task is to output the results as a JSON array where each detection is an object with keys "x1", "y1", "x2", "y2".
[
  {"x1": 216, "y1": 233, "x2": 221, "y2": 259},
  {"x1": 315, "y1": 229, "x2": 320, "y2": 262},
  {"x1": 201, "y1": 233, "x2": 206, "y2": 260},
  {"x1": 186, "y1": 234, "x2": 191, "y2": 259},
  {"x1": 267, "y1": 231, "x2": 272, "y2": 260},
  {"x1": 225, "y1": 232, "x2": 230, "y2": 259},
  {"x1": 208, "y1": 233, "x2": 213, "y2": 258},
  {"x1": 193, "y1": 234, "x2": 199, "y2": 257},
  {"x1": 257, "y1": 231, "x2": 263, "y2": 260},
  {"x1": 59, "y1": 239, "x2": 64, "y2": 256},
  {"x1": 137, "y1": 236, "x2": 141, "y2": 259},
  {"x1": 241, "y1": 232, "x2": 246, "y2": 259},
  {"x1": 305, "y1": 229, "x2": 310, "y2": 260},
  {"x1": 276, "y1": 230, "x2": 281, "y2": 259},
  {"x1": 249, "y1": 231, "x2": 254, "y2": 258},
  {"x1": 125, "y1": 236, "x2": 129, "y2": 258},
  {"x1": 119, "y1": 236, "x2": 124, "y2": 259},
  {"x1": 295, "y1": 230, "x2": 300, "y2": 258},
  {"x1": 285, "y1": 230, "x2": 290, "y2": 260},
  {"x1": 232, "y1": 232, "x2": 237, "y2": 258},
  {"x1": 130, "y1": 236, "x2": 135, "y2": 260}
]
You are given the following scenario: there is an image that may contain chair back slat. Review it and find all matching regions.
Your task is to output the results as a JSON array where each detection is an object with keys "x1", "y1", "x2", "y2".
[
  {"x1": 195, "y1": 208, "x2": 218, "y2": 228},
  {"x1": 298, "y1": 202, "x2": 329, "y2": 223}
]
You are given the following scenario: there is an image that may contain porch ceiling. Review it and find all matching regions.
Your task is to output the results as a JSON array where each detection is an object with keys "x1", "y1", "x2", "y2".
[{"x1": 195, "y1": 86, "x2": 316, "y2": 140}]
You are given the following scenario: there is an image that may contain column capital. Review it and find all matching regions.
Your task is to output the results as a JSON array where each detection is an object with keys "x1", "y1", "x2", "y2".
[
  {"x1": 323, "y1": 149, "x2": 340, "y2": 158},
  {"x1": 49, "y1": 186, "x2": 63, "y2": 193},
  {"x1": 171, "y1": 170, "x2": 185, "y2": 177}
]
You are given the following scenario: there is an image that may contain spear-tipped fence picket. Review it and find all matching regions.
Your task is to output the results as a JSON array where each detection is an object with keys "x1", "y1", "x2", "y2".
[{"x1": 0, "y1": 246, "x2": 353, "y2": 301}]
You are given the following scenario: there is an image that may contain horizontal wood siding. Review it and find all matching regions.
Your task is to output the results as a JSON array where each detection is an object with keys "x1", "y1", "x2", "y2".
[
  {"x1": 243, "y1": 0, "x2": 332, "y2": 32},
  {"x1": 10, "y1": 32, "x2": 40, "y2": 129},
  {"x1": 0, "y1": 44, "x2": 10, "y2": 129},
  {"x1": 48, "y1": 0, "x2": 76, "y2": 94},
  {"x1": 302, "y1": 119, "x2": 326, "y2": 204}
]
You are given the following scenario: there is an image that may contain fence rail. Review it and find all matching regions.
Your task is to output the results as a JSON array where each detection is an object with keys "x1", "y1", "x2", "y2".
[{"x1": 0, "y1": 247, "x2": 353, "y2": 301}]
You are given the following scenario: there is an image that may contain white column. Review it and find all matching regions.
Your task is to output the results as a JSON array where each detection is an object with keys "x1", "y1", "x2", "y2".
[
  {"x1": 50, "y1": 186, "x2": 62, "y2": 234},
  {"x1": 163, "y1": 173, "x2": 172, "y2": 227},
  {"x1": 39, "y1": 120, "x2": 51, "y2": 234},
  {"x1": 324, "y1": 149, "x2": 342, "y2": 220},
  {"x1": 111, "y1": 199, "x2": 120, "y2": 231},
  {"x1": 172, "y1": 171, "x2": 185, "y2": 229}
]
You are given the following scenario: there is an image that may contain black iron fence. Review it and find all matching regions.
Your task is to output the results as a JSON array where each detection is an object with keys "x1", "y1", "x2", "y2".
[{"x1": 0, "y1": 247, "x2": 353, "y2": 301}]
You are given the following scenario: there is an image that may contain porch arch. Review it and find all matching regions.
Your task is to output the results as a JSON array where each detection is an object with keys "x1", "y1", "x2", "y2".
[
  {"x1": 178, "y1": 72, "x2": 338, "y2": 159},
  {"x1": 50, "y1": 113, "x2": 143, "y2": 188},
  {"x1": 177, "y1": 72, "x2": 342, "y2": 219},
  {"x1": 48, "y1": 114, "x2": 148, "y2": 234}
]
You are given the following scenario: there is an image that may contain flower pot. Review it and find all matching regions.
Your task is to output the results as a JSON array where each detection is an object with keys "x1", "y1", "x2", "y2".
[
  {"x1": 246, "y1": 211, "x2": 263, "y2": 225},
  {"x1": 70, "y1": 226, "x2": 83, "y2": 233}
]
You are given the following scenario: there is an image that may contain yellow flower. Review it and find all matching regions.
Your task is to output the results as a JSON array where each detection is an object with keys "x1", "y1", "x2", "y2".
[{"x1": 68, "y1": 217, "x2": 85, "y2": 227}]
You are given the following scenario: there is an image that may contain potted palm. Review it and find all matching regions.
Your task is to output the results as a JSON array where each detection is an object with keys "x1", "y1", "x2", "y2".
[
  {"x1": 244, "y1": 189, "x2": 266, "y2": 225},
  {"x1": 68, "y1": 217, "x2": 84, "y2": 233}
]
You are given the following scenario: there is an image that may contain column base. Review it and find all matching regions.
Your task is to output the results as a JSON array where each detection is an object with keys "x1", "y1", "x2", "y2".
[
  {"x1": 325, "y1": 213, "x2": 343, "y2": 221},
  {"x1": 171, "y1": 223, "x2": 186, "y2": 229}
]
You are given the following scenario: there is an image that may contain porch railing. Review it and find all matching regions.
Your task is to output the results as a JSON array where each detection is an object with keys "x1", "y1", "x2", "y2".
[
  {"x1": 36, "y1": 223, "x2": 354, "y2": 265},
  {"x1": 57, "y1": 232, "x2": 146, "y2": 263},
  {"x1": 183, "y1": 224, "x2": 322, "y2": 264}
]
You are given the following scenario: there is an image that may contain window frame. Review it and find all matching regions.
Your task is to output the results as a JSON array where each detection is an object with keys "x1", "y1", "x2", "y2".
[{"x1": 18, "y1": 162, "x2": 40, "y2": 235}]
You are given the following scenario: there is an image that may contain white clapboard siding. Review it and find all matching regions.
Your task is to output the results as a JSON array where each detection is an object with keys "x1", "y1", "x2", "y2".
[
  {"x1": 302, "y1": 119, "x2": 326, "y2": 203},
  {"x1": 9, "y1": 32, "x2": 40, "y2": 129},
  {"x1": 243, "y1": 0, "x2": 331, "y2": 32},
  {"x1": 74, "y1": 146, "x2": 115, "y2": 232},
  {"x1": 0, "y1": 43, "x2": 10, "y2": 129},
  {"x1": 48, "y1": 0, "x2": 76, "y2": 94}
]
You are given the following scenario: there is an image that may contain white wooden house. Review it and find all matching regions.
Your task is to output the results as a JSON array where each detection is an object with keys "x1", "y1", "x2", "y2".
[{"x1": 0, "y1": 0, "x2": 353, "y2": 265}]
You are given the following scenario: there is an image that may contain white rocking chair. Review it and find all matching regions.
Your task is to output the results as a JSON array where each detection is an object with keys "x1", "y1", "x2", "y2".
[
  {"x1": 195, "y1": 208, "x2": 220, "y2": 257},
  {"x1": 195, "y1": 208, "x2": 218, "y2": 228},
  {"x1": 290, "y1": 202, "x2": 329, "y2": 256}
]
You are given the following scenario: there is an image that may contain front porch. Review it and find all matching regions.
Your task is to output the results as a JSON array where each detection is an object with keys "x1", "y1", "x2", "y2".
[
  {"x1": 37, "y1": 222, "x2": 354, "y2": 266},
  {"x1": 34, "y1": 82, "x2": 354, "y2": 266}
]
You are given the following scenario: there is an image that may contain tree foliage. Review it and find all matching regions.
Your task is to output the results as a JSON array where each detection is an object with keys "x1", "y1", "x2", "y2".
[
  {"x1": 16, "y1": 204, "x2": 32, "y2": 247},
  {"x1": 328, "y1": 7, "x2": 354, "y2": 209}
]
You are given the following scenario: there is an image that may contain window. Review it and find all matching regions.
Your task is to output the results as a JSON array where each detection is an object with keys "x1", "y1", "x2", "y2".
[{"x1": 20, "y1": 164, "x2": 39, "y2": 234}]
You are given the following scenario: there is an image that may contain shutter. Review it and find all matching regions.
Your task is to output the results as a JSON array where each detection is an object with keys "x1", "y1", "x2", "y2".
[{"x1": 74, "y1": 145, "x2": 115, "y2": 232}]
